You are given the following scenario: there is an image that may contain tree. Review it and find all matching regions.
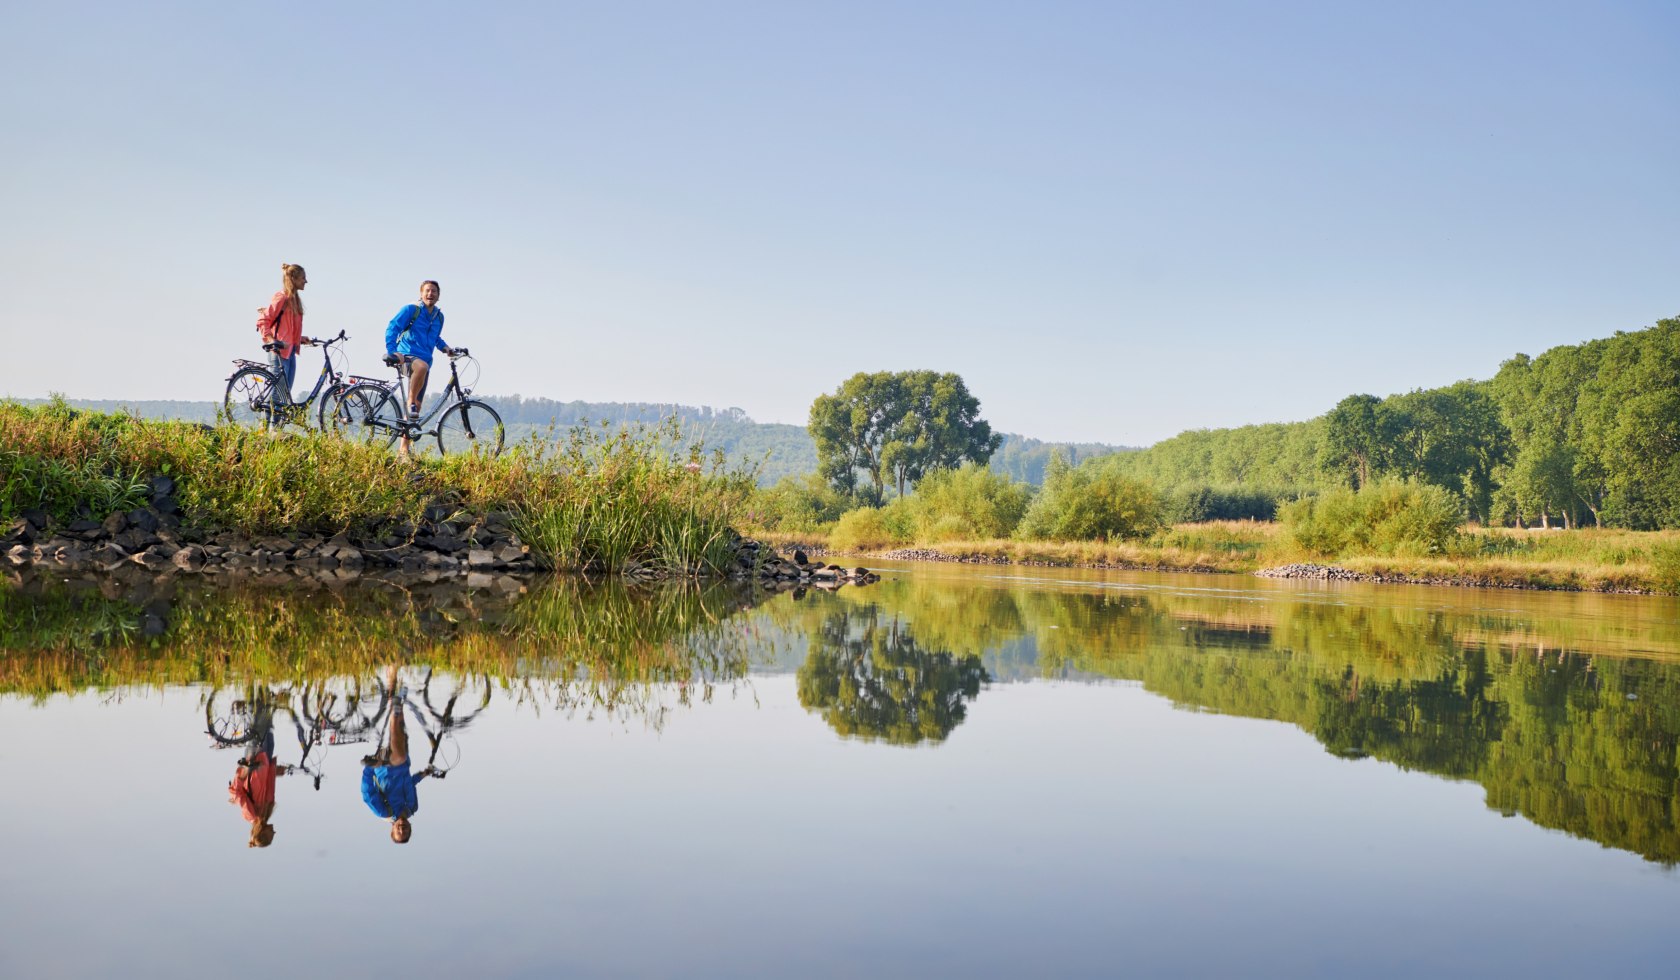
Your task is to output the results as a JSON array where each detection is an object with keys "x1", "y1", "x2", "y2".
[
  {"x1": 808, "y1": 371, "x2": 1001, "y2": 504},
  {"x1": 1321, "y1": 394, "x2": 1387, "y2": 489}
]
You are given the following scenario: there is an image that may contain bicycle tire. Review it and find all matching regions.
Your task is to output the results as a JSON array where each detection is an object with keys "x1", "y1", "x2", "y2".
[
  {"x1": 205, "y1": 688, "x2": 258, "y2": 745},
  {"x1": 316, "y1": 381, "x2": 356, "y2": 432},
  {"x1": 432, "y1": 400, "x2": 505, "y2": 458},
  {"x1": 329, "y1": 382, "x2": 403, "y2": 449},
  {"x1": 223, "y1": 366, "x2": 284, "y2": 429},
  {"x1": 423, "y1": 670, "x2": 493, "y2": 726}
]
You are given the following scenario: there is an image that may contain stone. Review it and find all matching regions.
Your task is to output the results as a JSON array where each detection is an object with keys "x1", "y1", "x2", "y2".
[
  {"x1": 132, "y1": 546, "x2": 175, "y2": 571},
  {"x1": 20, "y1": 508, "x2": 50, "y2": 530},
  {"x1": 66, "y1": 519, "x2": 104, "y2": 540},
  {"x1": 115, "y1": 528, "x2": 161, "y2": 552},
  {"x1": 4, "y1": 518, "x2": 34, "y2": 544},
  {"x1": 101, "y1": 512, "x2": 129, "y2": 536},
  {"x1": 126, "y1": 508, "x2": 160, "y2": 533},
  {"x1": 495, "y1": 544, "x2": 528, "y2": 563},
  {"x1": 148, "y1": 474, "x2": 176, "y2": 499},
  {"x1": 172, "y1": 546, "x2": 207, "y2": 571},
  {"x1": 466, "y1": 549, "x2": 496, "y2": 568},
  {"x1": 5, "y1": 544, "x2": 30, "y2": 565}
]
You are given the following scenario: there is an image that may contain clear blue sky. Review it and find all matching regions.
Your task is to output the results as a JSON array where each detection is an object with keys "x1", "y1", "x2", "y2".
[{"x1": 2, "y1": 0, "x2": 1675, "y2": 445}]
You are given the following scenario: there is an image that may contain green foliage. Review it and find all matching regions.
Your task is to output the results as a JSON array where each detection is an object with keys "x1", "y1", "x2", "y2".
[
  {"x1": 898, "y1": 463, "x2": 1031, "y2": 541},
  {"x1": 796, "y1": 607, "x2": 989, "y2": 744},
  {"x1": 1160, "y1": 485, "x2": 1280, "y2": 523},
  {"x1": 829, "y1": 506, "x2": 903, "y2": 551},
  {"x1": 0, "y1": 399, "x2": 152, "y2": 523},
  {"x1": 1651, "y1": 541, "x2": 1680, "y2": 596},
  {"x1": 0, "y1": 402, "x2": 753, "y2": 575},
  {"x1": 808, "y1": 370, "x2": 1001, "y2": 503},
  {"x1": 988, "y1": 433, "x2": 1131, "y2": 484},
  {"x1": 1282, "y1": 478, "x2": 1464, "y2": 557},
  {"x1": 1016, "y1": 453, "x2": 1163, "y2": 541},
  {"x1": 1095, "y1": 419, "x2": 1330, "y2": 502},
  {"x1": 747, "y1": 473, "x2": 852, "y2": 532}
]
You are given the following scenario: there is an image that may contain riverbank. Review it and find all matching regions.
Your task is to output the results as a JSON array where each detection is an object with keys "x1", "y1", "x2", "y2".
[
  {"x1": 753, "y1": 523, "x2": 1680, "y2": 595},
  {"x1": 0, "y1": 401, "x2": 875, "y2": 587}
]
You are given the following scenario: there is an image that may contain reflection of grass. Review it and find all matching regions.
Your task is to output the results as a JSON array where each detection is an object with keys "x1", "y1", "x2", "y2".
[{"x1": 0, "y1": 574, "x2": 759, "y2": 702}]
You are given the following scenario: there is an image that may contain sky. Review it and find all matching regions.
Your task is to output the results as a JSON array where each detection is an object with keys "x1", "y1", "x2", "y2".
[{"x1": 1, "y1": 0, "x2": 1675, "y2": 446}]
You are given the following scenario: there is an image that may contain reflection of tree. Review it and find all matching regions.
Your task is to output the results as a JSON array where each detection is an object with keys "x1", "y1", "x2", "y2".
[{"x1": 797, "y1": 608, "x2": 988, "y2": 745}]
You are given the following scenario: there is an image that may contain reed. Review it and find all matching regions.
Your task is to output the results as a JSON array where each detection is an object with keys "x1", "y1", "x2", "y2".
[{"x1": 0, "y1": 401, "x2": 755, "y2": 574}]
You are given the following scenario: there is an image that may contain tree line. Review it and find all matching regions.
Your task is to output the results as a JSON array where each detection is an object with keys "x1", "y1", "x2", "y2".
[{"x1": 1092, "y1": 316, "x2": 1680, "y2": 528}]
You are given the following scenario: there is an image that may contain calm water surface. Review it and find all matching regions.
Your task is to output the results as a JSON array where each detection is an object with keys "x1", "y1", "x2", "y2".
[{"x1": 3, "y1": 562, "x2": 1680, "y2": 978}]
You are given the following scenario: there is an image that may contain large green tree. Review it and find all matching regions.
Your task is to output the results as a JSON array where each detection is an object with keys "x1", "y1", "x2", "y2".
[{"x1": 807, "y1": 370, "x2": 1001, "y2": 504}]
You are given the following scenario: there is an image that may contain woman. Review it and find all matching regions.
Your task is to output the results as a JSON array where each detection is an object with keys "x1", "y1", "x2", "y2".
[
  {"x1": 384, "y1": 279, "x2": 455, "y2": 456},
  {"x1": 256, "y1": 263, "x2": 313, "y2": 402}
]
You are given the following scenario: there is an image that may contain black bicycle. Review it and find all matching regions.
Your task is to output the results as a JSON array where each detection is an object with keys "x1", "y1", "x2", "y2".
[
  {"x1": 223, "y1": 329, "x2": 355, "y2": 431},
  {"x1": 328, "y1": 348, "x2": 505, "y2": 457}
]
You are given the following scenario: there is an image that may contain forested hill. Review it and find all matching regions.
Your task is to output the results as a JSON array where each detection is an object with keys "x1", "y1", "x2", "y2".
[
  {"x1": 1097, "y1": 315, "x2": 1680, "y2": 529},
  {"x1": 17, "y1": 395, "x2": 1130, "y2": 487}
]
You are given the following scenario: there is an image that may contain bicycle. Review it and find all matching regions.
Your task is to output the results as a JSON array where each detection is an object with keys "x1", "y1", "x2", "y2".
[
  {"x1": 203, "y1": 681, "x2": 351, "y2": 790},
  {"x1": 328, "y1": 348, "x2": 505, "y2": 457},
  {"x1": 223, "y1": 329, "x2": 355, "y2": 431},
  {"x1": 400, "y1": 668, "x2": 492, "y2": 775}
]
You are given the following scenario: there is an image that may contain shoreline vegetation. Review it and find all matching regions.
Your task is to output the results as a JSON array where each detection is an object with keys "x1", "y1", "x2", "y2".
[
  {"x1": 753, "y1": 522, "x2": 1680, "y2": 595},
  {"x1": 0, "y1": 400, "x2": 874, "y2": 589},
  {"x1": 5, "y1": 399, "x2": 1677, "y2": 595}
]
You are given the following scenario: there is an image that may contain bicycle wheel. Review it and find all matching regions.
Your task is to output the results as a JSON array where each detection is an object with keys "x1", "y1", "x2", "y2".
[
  {"x1": 329, "y1": 383, "x2": 403, "y2": 449},
  {"x1": 431, "y1": 400, "x2": 505, "y2": 457},
  {"x1": 315, "y1": 382, "x2": 353, "y2": 432},
  {"x1": 223, "y1": 366, "x2": 283, "y2": 429},
  {"x1": 205, "y1": 687, "x2": 258, "y2": 745},
  {"x1": 422, "y1": 669, "x2": 493, "y2": 725}
]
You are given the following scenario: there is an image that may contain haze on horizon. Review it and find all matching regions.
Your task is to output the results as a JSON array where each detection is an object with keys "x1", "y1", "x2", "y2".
[{"x1": 1, "y1": 1, "x2": 1675, "y2": 447}]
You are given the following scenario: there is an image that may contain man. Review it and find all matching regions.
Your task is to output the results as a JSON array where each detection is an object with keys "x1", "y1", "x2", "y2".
[{"x1": 361, "y1": 667, "x2": 437, "y2": 844}]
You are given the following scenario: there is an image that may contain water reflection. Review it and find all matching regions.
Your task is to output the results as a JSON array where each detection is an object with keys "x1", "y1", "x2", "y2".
[
  {"x1": 6, "y1": 566, "x2": 1680, "y2": 864},
  {"x1": 797, "y1": 606, "x2": 988, "y2": 744}
]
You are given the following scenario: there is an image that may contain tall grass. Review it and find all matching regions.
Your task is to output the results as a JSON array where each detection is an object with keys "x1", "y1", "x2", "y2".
[{"x1": 0, "y1": 401, "x2": 754, "y2": 573}]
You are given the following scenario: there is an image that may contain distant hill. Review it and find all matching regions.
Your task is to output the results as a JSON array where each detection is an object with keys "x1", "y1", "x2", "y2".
[{"x1": 13, "y1": 396, "x2": 1132, "y2": 486}]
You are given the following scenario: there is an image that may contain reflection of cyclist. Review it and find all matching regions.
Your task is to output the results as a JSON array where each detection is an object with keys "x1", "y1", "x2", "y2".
[
  {"x1": 361, "y1": 668, "x2": 437, "y2": 844},
  {"x1": 383, "y1": 279, "x2": 457, "y2": 458},
  {"x1": 227, "y1": 702, "x2": 289, "y2": 848}
]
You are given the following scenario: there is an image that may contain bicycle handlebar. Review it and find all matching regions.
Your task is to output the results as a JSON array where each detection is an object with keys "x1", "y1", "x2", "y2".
[{"x1": 263, "y1": 330, "x2": 348, "y2": 353}]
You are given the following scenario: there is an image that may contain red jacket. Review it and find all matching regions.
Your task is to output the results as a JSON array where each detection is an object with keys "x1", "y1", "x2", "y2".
[
  {"x1": 229, "y1": 751, "x2": 278, "y2": 823},
  {"x1": 257, "y1": 291, "x2": 305, "y2": 358}
]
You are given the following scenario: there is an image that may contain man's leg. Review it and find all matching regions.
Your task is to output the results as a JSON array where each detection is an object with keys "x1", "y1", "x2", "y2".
[
  {"x1": 398, "y1": 359, "x2": 429, "y2": 456},
  {"x1": 387, "y1": 668, "x2": 409, "y2": 766}
]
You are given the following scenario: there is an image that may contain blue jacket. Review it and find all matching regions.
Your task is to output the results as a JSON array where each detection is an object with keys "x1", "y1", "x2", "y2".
[
  {"x1": 362, "y1": 761, "x2": 426, "y2": 818},
  {"x1": 386, "y1": 304, "x2": 448, "y2": 364}
]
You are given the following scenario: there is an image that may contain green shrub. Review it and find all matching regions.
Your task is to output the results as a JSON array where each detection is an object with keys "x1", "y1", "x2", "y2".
[
  {"x1": 902, "y1": 463, "x2": 1031, "y2": 541},
  {"x1": 830, "y1": 507, "x2": 902, "y2": 551},
  {"x1": 1161, "y1": 484, "x2": 1281, "y2": 523},
  {"x1": 749, "y1": 473, "x2": 852, "y2": 532},
  {"x1": 1282, "y1": 479, "x2": 1464, "y2": 557},
  {"x1": 1016, "y1": 454, "x2": 1162, "y2": 542},
  {"x1": 1652, "y1": 541, "x2": 1680, "y2": 595}
]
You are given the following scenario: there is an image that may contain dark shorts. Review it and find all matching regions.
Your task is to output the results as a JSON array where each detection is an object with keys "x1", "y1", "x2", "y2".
[{"x1": 399, "y1": 356, "x2": 430, "y2": 412}]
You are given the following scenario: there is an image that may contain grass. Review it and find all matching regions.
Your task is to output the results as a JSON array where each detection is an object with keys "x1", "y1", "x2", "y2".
[
  {"x1": 757, "y1": 517, "x2": 1680, "y2": 593},
  {"x1": 0, "y1": 399, "x2": 755, "y2": 574}
]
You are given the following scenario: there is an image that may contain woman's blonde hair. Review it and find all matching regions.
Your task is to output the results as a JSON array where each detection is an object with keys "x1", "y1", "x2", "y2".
[{"x1": 281, "y1": 263, "x2": 307, "y2": 315}]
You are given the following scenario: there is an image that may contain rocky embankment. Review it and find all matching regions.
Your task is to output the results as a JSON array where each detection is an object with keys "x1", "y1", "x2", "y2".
[
  {"x1": 1254, "y1": 563, "x2": 1367, "y2": 582},
  {"x1": 3, "y1": 474, "x2": 878, "y2": 588}
]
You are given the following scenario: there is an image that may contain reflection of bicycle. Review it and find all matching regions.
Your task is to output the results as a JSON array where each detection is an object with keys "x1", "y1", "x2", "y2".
[
  {"x1": 400, "y1": 668, "x2": 492, "y2": 775},
  {"x1": 329, "y1": 349, "x2": 505, "y2": 457},
  {"x1": 204, "y1": 683, "x2": 341, "y2": 789}
]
